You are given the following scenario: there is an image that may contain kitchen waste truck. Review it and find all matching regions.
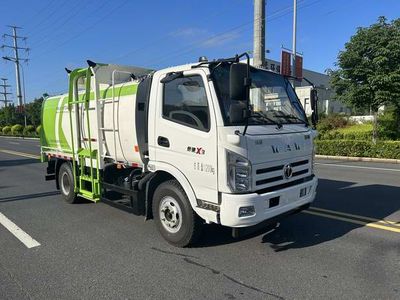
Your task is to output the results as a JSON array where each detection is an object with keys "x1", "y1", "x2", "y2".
[{"x1": 40, "y1": 54, "x2": 318, "y2": 247}]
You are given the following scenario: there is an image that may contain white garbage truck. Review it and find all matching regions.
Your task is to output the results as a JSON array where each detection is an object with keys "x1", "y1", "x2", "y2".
[{"x1": 41, "y1": 53, "x2": 318, "y2": 247}]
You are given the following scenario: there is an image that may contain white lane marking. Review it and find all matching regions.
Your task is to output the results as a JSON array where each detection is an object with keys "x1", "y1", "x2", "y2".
[
  {"x1": 0, "y1": 212, "x2": 41, "y2": 249},
  {"x1": 315, "y1": 163, "x2": 400, "y2": 172},
  {"x1": 0, "y1": 149, "x2": 40, "y2": 159},
  {"x1": 8, "y1": 141, "x2": 20, "y2": 145}
]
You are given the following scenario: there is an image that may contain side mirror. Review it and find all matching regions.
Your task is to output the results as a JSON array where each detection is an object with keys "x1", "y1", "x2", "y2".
[
  {"x1": 310, "y1": 89, "x2": 317, "y2": 110},
  {"x1": 310, "y1": 89, "x2": 318, "y2": 126},
  {"x1": 230, "y1": 63, "x2": 250, "y2": 102},
  {"x1": 229, "y1": 101, "x2": 248, "y2": 124}
]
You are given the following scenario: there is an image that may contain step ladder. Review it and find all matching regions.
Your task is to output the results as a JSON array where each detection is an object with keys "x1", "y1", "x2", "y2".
[
  {"x1": 67, "y1": 67, "x2": 100, "y2": 202},
  {"x1": 95, "y1": 69, "x2": 133, "y2": 167},
  {"x1": 96, "y1": 96, "x2": 119, "y2": 165}
]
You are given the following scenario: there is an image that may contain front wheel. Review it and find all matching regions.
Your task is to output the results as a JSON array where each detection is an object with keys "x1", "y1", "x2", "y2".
[
  {"x1": 153, "y1": 180, "x2": 202, "y2": 247},
  {"x1": 58, "y1": 162, "x2": 79, "y2": 204}
]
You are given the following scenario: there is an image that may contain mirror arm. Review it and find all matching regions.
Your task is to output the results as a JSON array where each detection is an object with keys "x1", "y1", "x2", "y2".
[
  {"x1": 236, "y1": 52, "x2": 252, "y2": 134},
  {"x1": 242, "y1": 117, "x2": 250, "y2": 136}
]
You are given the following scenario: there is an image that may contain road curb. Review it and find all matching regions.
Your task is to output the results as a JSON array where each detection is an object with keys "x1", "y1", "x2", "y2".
[
  {"x1": 0, "y1": 135, "x2": 39, "y2": 141},
  {"x1": 316, "y1": 154, "x2": 400, "y2": 164}
]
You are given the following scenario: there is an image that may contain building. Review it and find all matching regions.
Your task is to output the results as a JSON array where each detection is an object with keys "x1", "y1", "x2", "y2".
[{"x1": 263, "y1": 58, "x2": 351, "y2": 116}]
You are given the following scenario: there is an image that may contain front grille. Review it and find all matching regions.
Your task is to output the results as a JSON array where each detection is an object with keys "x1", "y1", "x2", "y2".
[
  {"x1": 256, "y1": 175, "x2": 315, "y2": 194},
  {"x1": 255, "y1": 159, "x2": 309, "y2": 186},
  {"x1": 254, "y1": 158, "x2": 311, "y2": 191}
]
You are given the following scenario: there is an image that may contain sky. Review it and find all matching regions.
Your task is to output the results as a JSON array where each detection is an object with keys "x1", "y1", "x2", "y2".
[{"x1": 0, "y1": 0, "x2": 399, "y2": 104}]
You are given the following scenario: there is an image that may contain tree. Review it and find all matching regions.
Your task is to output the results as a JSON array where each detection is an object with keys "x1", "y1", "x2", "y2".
[
  {"x1": 330, "y1": 17, "x2": 400, "y2": 142},
  {"x1": 25, "y1": 97, "x2": 44, "y2": 127},
  {"x1": 0, "y1": 105, "x2": 25, "y2": 126},
  {"x1": 0, "y1": 96, "x2": 45, "y2": 127}
]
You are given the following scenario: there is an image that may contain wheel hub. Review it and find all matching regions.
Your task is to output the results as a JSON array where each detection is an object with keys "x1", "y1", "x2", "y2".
[
  {"x1": 61, "y1": 172, "x2": 70, "y2": 195},
  {"x1": 159, "y1": 196, "x2": 182, "y2": 233}
]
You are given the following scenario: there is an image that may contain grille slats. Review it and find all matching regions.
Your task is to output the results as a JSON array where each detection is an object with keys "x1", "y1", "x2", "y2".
[
  {"x1": 254, "y1": 158, "x2": 311, "y2": 188},
  {"x1": 256, "y1": 175, "x2": 315, "y2": 194},
  {"x1": 256, "y1": 165, "x2": 284, "y2": 174},
  {"x1": 256, "y1": 176, "x2": 283, "y2": 186},
  {"x1": 292, "y1": 169, "x2": 308, "y2": 177},
  {"x1": 291, "y1": 159, "x2": 309, "y2": 167}
]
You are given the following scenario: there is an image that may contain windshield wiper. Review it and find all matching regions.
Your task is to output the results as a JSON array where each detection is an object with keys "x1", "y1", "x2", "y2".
[
  {"x1": 242, "y1": 112, "x2": 282, "y2": 135},
  {"x1": 252, "y1": 112, "x2": 283, "y2": 127},
  {"x1": 276, "y1": 114, "x2": 308, "y2": 126}
]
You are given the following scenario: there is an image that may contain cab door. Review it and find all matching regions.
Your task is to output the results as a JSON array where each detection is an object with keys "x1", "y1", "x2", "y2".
[{"x1": 154, "y1": 69, "x2": 218, "y2": 203}]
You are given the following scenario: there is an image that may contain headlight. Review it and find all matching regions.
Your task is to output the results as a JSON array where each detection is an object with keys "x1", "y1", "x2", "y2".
[{"x1": 227, "y1": 150, "x2": 252, "y2": 193}]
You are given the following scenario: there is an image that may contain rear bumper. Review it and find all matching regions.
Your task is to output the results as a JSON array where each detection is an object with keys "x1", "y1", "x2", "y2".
[{"x1": 219, "y1": 176, "x2": 318, "y2": 227}]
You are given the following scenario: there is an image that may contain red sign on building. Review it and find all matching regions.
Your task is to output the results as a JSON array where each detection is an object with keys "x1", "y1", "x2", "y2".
[
  {"x1": 280, "y1": 50, "x2": 291, "y2": 76},
  {"x1": 295, "y1": 55, "x2": 303, "y2": 80}
]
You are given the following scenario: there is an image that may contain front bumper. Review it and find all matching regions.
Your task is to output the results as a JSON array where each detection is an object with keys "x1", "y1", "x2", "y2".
[{"x1": 219, "y1": 176, "x2": 318, "y2": 227}]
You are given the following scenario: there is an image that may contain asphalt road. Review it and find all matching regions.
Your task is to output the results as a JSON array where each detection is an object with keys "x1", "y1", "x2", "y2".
[{"x1": 0, "y1": 136, "x2": 399, "y2": 300}]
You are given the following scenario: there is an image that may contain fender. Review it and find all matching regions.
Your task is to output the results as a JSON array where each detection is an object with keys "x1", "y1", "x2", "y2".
[{"x1": 150, "y1": 161, "x2": 219, "y2": 224}]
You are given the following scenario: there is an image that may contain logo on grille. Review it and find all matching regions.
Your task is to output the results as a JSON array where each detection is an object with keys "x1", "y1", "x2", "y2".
[{"x1": 283, "y1": 164, "x2": 293, "y2": 179}]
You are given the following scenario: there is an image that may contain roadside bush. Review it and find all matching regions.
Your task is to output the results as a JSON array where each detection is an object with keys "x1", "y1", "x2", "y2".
[
  {"x1": 0, "y1": 126, "x2": 2, "y2": 133},
  {"x1": 317, "y1": 123, "x2": 383, "y2": 140},
  {"x1": 315, "y1": 140, "x2": 400, "y2": 159},
  {"x1": 11, "y1": 124, "x2": 24, "y2": 135},
  {"x1": 2, "y1": 125, "x2": 11, "y2": 135},
  {"x1": 316, "y1": 114, "x2": 349, "y2": 133},
  {"x1": 23, "y1": 125, "x2": 35, "y2": 136},
  {"x1": 36, "y1": 125, "x2": 41, "y2": 135},
  {"x1": 378, "y1": 111, "x2": 400, "y2": 140}
]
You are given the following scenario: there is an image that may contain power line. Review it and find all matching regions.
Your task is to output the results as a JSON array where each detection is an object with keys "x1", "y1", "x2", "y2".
[
  {"x1": 143, "y1": 0, "x2": 320, "y2": 68},
  {"x1": 140, "y1": 1, "x2": 304, "y2": 67},
  {"x1": 31, "y1": 0, "x2": 129, "y2": 60},
  {"x1": 113, "y1": 4, "x2": 244, "y2": 63},
  {"x1": 24, "y1": 0, "x2": 71, "y2": 37},
  {"x1": 29, "y1": 0, "x2": 96, "y2": 48},
  {"x1": 22, "y1": 0, "x2": 58, "y2": 29}
]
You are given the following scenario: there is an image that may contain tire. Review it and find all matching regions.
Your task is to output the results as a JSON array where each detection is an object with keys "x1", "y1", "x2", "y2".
[
  {"x1": 58, "y1": 162, "x2": 79, "y2": 204},
  {"x1": 153, "y1": 179, "x2": 202, "y2": 247}
]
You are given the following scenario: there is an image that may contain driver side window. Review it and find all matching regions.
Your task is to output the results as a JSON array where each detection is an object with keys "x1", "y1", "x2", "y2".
[{"x1": 162, "y1": 75, "x2": 210, "y2": 131}]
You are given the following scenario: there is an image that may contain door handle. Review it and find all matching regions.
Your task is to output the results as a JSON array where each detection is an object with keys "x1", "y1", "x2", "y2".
[{"x1": 157, "y1": 136, "x2": 170, "y2": 148}]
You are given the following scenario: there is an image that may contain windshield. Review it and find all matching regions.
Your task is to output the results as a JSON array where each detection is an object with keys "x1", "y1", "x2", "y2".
[{"x1": 212, "y1": 63, "x2": 307, "y2": 126}]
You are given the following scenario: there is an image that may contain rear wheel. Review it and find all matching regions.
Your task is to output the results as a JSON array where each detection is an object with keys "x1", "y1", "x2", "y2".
[
  {"x1": 59, "y1": 162, "x2": 79, "y2": 204},
  {"x1": 153, "y1": 180, "x2": 202, "y2": 247}
]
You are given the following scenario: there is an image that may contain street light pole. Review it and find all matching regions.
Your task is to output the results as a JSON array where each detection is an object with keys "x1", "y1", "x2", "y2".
[
  {"x1": 253, "y1": 0, "x2": 266, "y2": 68},
  {"x1": 292, "y1": 0, "x2": 297, "y2": 85},
  {"x1": 20, "y1": 64, "x2": 27, "y2": 127}
]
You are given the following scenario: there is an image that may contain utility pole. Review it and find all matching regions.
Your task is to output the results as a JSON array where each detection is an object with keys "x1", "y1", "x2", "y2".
[
  {"x1": 0, "y1": 78, "x2": 12, "y2": 107},
  {"x1": 292, "y1": 0, "x2": 297, "y2": 84},
  {"x1": 253, "y1": 0, "x2": 266, "y2": 68},
  {"x1": 1, "y1": 26, "x2": 29, "y2": 111}
]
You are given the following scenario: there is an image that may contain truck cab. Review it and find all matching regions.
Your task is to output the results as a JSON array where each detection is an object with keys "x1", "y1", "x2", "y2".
[{"x1": 147, "y1": 58, "x2": 317, "y2": 232}]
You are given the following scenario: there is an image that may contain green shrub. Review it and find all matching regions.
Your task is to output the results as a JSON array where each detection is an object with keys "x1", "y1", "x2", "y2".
[
  {"x1": 11, "y1": 124, "x2": 24, "y2": 135},
  {"x1": 315, "y1": 140, "x2": 400, "y2": 159},
  {"x1": 2, "y1": 126, "x2": 11, "y2": 135},
  {"x1": 318, "y1": 123, "x2": 375, "y2": 140},
  {"x1": 316, "y1": 114, "x2": 349, "y2": 133},
  {"x1": 0, "y1": 126, "x2": 2, "y2": 133},
  {"x1": 23, "y1": 125, "x2": 35, "y2": 136},
  {"x1": 378, "y1": 111, "x2": 400, "y2": 140},
  {"x1": 36, "y1": 125, "x2": 42, "y2": 135}
]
